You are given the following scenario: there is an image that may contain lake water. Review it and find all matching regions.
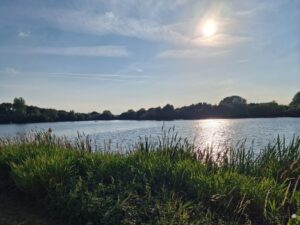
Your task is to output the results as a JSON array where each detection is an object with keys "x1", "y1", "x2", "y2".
[{"x1": 0, "y1": 118, "x2": 300, "y2": 151}]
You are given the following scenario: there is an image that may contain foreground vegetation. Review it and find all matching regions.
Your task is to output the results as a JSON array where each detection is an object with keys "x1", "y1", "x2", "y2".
[
  {"x1": 0, "y1": 191, "x2": 63, "y2": 225},
  {"x1": 0, "y1": 132, "x2": 300, "y2": 224},
  {"x1": 1, "y1": 91, "x2": 300, "y2": 123}
]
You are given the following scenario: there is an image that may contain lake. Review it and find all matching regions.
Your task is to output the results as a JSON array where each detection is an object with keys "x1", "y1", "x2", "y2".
[{"x1": 0, "y1": 118, "x2": 300, "y2": 151}]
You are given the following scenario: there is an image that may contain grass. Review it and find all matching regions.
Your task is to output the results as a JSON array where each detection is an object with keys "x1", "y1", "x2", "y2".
[
  {"x1": 0, "y1": 191, "x2": 64, "y2": 225},
  {"x1": 0, "y1": 131, "x2": 299, "y2": 225}
]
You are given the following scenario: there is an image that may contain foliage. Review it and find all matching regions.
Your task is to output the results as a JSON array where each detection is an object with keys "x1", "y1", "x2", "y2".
[
  {"x1": 219, "y1": 95, "x2": 247, "y2": 105},
  {"x1": 290, "y1": 92, "x2": 300, "y2": 106},
  {"x1": 0, "y1": 132, "x2": 299, "y2": 224},
  {"x1": 13, "y1": 97, "x2": 26, "y2": 116},
  {"x1": 0, "y1": 92, "x2": 300, "y2": 123}
]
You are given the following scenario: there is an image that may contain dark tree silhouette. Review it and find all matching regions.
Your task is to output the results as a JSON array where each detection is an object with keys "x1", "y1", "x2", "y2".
[
  {"x1": 13, "y1": 97, "x2": 26, "y2": 115},
  {"x1": 160, "y1": 104, "x2": 176, "y2": 120},
  {"x1": 218, "y1": 96, "x2": 248, "y2": 117},
  {"x1": 136, "y1": 108, "x2": 146, "y2": 119},
  {"x1": 219, "y1": 96, "x2": 247, "y2": 105},
  {"x1": 0, "y1": 93, "x2": 300, "y2": 123},
  {"x1": 100, "y1": 110, "x2": 114, "y2": 120},
  {"x1": 290, "y1": 92, "x2": 300, "y2": 106},
  {"x1": 119, "y1": 109, "x2": 136, "y2": 120}
]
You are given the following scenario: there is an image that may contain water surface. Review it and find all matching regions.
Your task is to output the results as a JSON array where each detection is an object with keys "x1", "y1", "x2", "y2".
[{"x1": 0, "y1": 118, "x2": 299, "y2": 151}]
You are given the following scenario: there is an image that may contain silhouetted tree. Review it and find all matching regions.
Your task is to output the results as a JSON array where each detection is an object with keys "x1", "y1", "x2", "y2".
[
  {"x1": 219, "y1": 96, "x2": 248, "y2": 117},
  {"x1": 136, "y1": 108, "x2": 146, "y2": 119},
  {"x1": 290, "y1": 91, "x2": 300, "y2": 106},
  {"x1": 0, "y1": 103, "x2": 12, "y2": 114},
  {"x1": 1, "y1": 94, "x2": 300, "y2": 124},
  {"x1": 248, "y1": 102, "x2": 285, "y2": 117},
  {"x1": 219, "y1": 96, "x2": 247, "y2": 105},
  {"x1": 101, "y1": 110, "x2": 114, "y2": 120},
  {"x1": 160, "y1": 104, "x2": 176, "y2": 120},
  {"x1": 119, "y1": 109, "x2": 136, "y2": 120},
  {"x1": 89, "y1": 111, "x2": 101, "y2": 120},
  {"x1": 13, "y1": 97, "x2": 26, "y2": 115}
]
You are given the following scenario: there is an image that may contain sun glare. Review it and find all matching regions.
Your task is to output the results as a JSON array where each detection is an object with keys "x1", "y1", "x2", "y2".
[{"x1": 202, "y1": 20, "x2": 217, "y2": 38}]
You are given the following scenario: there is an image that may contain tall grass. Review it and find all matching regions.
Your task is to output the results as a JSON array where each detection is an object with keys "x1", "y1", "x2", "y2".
[{"x1": 0, "y1": 131, "x2": 299, "y2": 225}]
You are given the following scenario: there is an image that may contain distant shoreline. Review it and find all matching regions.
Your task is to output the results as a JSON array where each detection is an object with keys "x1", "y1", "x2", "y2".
[
  {"x1": 0, "y1": 116, "x2": 299, "y2": 125},
  {"x1": 1, "y1": 94, "x2": 300, "y2": 124}
]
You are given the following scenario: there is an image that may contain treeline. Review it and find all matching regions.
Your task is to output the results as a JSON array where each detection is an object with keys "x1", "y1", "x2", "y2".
[
  {"x1": 1, "y1": 92, "x2": 300, "y2": 123},
  {"x1": 0, "y1": 98, "x2": 115, "y2": 123}
]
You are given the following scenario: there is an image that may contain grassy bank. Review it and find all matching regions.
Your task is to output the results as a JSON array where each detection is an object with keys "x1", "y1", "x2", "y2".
[
  {"x1": 0, "y1": 132, "x2": 300, "y2": 225},
  {"x1": 0, "y1": 191, "x2": 64, "y2": 225}
]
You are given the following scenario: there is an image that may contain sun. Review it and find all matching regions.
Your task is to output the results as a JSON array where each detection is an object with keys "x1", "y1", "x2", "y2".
[{"x1": 202, "y1": 20, "x2": 217, "y2": 38}]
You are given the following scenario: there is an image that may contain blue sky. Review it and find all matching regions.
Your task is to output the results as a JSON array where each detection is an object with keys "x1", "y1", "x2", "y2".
[{"x1": 0, "y1": 0, "x2": 299, "y2": 113}]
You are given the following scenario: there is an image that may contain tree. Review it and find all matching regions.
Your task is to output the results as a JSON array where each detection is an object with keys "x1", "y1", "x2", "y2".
[
  {"x1": 219, "y1": 96, "x2": 248, "y2": 117},
  {"x1": 13, "y1": 97, "x2": 26, "y2": 115},
  {"x1": 119, "y1": 109, "x2": 136, "y2": 120},
  {"x1": 68, "y1": 110, "x2": 76, "y2": 121},
  {"x1": 0, "y1": 103, "x2": 13, "y2": 114},
  {"x1": 219, "y1": 96, "x2": 247, "y2": 106},
  {"x1": 89, "y1": 111, "x2": 100, "y2": 120},
  {"x1": 101, "y1": 110, "x2": 114, "y2": 120},
  {"x1": 160, "y1": 104, "x2": 176, "y2": 120},
  {"x1": 290, "y1": 91, "x2": 300, "y2": 106},
  {"x1": 248, "y1": 102, "x2": 285, "y2": 117},
  {"x1": 136, "y1": 108, "x2": 146, "y2": 119}
]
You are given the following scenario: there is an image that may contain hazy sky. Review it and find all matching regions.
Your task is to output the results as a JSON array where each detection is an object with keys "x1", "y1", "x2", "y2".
[{"x1": 0, "y1": 0, "x2": 299, "y2": 113}]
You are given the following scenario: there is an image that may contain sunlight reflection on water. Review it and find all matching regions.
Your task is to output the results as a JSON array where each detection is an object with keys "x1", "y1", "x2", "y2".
[{"x1": 0, "y1": 118, "x2": 299, "y2": 152}]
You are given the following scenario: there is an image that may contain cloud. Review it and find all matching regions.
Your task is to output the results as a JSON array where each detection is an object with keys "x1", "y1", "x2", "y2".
[
  {"x1": 34, "y1": 7, "x2": 252, "y2": 47},
  {"x1": 2, "y1": 1, "x2": 254, "y2": 47},
  {"x1": 192, "y1": 34, "x2": 252, "y2": 47},
  {"x1": 0, "y1": 45, "x2": 130, "y2": 57},
  {"x1": 135, "y1": 68, "x2": 143, "y2": 73},
  {"x1": 235, "y1": 1, "x2": 283, "y2": 18},
  {"x1": 233, "y1": 59, "x2": 249, "y2": 64},
  {"x1": 37, "y1": 72, "x2": 150, "y2": 79},
  {"x1": 158, "y1": 49, "x2": 228, "y2": 59},
  {"x1": 3, "y1": 67, "x2": 18, "y2": 74},
  {"x1": 18, "y1": 31, "x2": 30, "y2": 38},
  {"x1": 87, "y1": 0, "x2": 195, "y2": 21},
  {"x1": 2, "y1": 0, "x2": 256, "y2": 50},
  {"x1": 0, "y1": 69, "x2": 150, "y2": 82},
  {"x1": 36, "y1": 10, "x2": 189, "y2": 45}
]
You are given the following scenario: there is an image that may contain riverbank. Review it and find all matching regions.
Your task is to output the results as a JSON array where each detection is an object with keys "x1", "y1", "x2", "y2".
[{"x1": 0, "y1": 133, "x2": 299, "y2": 224}]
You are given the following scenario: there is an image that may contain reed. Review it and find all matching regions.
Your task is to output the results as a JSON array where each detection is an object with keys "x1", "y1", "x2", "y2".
[{"x1": 0, "y1": 131, "x2": 299, "y2": 224}]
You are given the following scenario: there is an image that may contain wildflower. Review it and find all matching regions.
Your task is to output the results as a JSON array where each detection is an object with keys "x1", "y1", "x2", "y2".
[{"x1": 291, "y1": 214, "x2": 297, "y2": 219}]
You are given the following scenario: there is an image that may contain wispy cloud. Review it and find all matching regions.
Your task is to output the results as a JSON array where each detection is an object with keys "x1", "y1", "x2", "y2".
[
  {"x1": 233, "y1": 59, "x2": 249, "y2": 64},
  {"x1": 2, "y1": 1, "x2": 254, "y2": 47},
  {"x1": 18, "y1": 31, "x2": 30, "y2": 38},
  {"x1": 0, "y1": 45, "x2": 130, "y2": 57},
  {"x1": 35, "y1": 1, "x2": 255, "y2": 47},
  {"x1": 192, "y1": 34, "x2": 252, "y2": 47},
  {"x1": 235, "y1": 1, "x2": 283, "y2": 18},
  {"x1": 135, "y1": 68, "x2": 143, "y2": 73},
  {"x1": 35, "y1": 8, "x2": 252, "y2": 47},
  {"x1": 2, "y1": 67, "x2": 18, "y2": 74},
  {"x1": 37, "y1": 72, "x2": 150, "y2": 80},
  {"x1": 36, "y1": 10, "x2": 189, "y2": 45},
  {"x1": 0, "y1": 69, "x2": 150, "y2": 82},
  {"x1": 158, "y1": 49, "x2": 228, "y2": 59}
]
